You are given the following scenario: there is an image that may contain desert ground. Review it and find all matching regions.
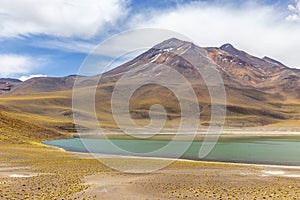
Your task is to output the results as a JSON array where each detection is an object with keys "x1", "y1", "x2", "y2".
[
  {"x1": 1, "y1": 104, "x2": 299, "y2": 199},
  {"x1": 1, "y1": 141, "x2": 300, "y2": 200}
]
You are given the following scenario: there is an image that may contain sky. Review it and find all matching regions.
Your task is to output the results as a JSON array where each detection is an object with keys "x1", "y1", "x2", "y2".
[{"x1": 0, "y1": 0, "x2": 300, "y2": 80}]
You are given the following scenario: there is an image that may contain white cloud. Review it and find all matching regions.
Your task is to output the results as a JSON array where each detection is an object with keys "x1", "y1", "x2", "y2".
[
  {"x1": 0, "y1": 0, "x2": 129, "y2": 38},
  {"x1": 92, "y1": 29, "x2": 189, "y2": 57},
  {"x1": 19, "y1": 74, "x2": 48, "y2": 81},
  {"x1": 0, "y1": 54, "x2": 46, "y2": 77},
  {"x1": 34, "y1": 29, "x2": 185, "y2": 57},
  {"x1": 33, "y1": 39, "x2": 97, "y2": 54},
  {"x1": 128, "y1": 2, "x2": 300, "y2": 68},
  {"x1": 287, "y1": 0, "x2": 300, "y2": 21},
  {"x1": 75, "y1": 29, "x2": 193, "y2": 76},
  {"x1": 0, "y1": 54, "x2": 34, "y2": 77}
]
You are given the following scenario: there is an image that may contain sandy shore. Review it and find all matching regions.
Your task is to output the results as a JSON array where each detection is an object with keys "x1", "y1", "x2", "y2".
[
  {"x1": 70, "y1": 158, "x2": 300, "y2": 199},
  {"x1": 2, "y1": 152, "x2": 300, "y2": 199},
  {"x1": 63, "y1": 149, "x2": 300, "y2": 199}
]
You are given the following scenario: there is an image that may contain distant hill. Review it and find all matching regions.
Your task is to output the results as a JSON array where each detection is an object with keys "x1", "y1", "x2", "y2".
[
  {"x1": 5, "y1": 75, "x2": 78, "y2": 95},
  {"x1": 0, "y1": 78, "x2": 22, "y2": 95}
]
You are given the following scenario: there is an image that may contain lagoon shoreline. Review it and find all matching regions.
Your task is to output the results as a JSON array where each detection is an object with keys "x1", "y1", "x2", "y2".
[
  {"x1": 2, "y1": 138, "x2": 300, "y2": 199},
  {"x1": 44, "y1": 131, "x2": 300, "y2": 168}
]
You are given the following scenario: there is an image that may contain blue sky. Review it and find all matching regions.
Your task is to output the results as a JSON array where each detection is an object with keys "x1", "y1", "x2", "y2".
[{"x1": 0, "y1": 0, "x2": 299, "y2": 80}]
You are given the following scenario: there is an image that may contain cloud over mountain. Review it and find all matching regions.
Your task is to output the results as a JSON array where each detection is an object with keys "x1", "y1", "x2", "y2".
[
  {"x1": 0, "y1": 54, "x2": 47, "y2": 78},
  {"x1": 129, "y1": 2, "x2": 300, "y2": 68}
]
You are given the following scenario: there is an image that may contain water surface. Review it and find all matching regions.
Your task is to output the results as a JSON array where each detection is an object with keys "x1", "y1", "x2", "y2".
[{"x1": 44, "y1": 137, "x2": 300, "y2": 166}]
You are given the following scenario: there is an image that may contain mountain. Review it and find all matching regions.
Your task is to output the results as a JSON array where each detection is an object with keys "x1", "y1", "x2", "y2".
[
  {"x1": 206, "y1": 43, "x2": 299, "y2": 93},
  {"x1": 105, "y1": 38, "x2": 299, "y2": 93},
  {"x1": 100, "y1": 38, "x2": 300, "y2": 127},
  {"x1": 0, "y1": 78, "x2": 22, "y2": 95},
  {"x1": 5, "y1": 75, "x2": 78, "y2": 95},
  {"x1": 0, "y1": 38, "x2": 300, "y2": 135}
]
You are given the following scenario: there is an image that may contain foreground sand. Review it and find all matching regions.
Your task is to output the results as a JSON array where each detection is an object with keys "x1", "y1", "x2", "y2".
[{"x1": 1, "y1": 143, "x2": 300, "y2": 199}]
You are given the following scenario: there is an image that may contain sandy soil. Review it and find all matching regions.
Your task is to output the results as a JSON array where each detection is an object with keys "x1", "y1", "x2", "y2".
[
  {"x1": 0, "y1": 165, "x2": 38, "y2": 178},
  {"x1": 70, "y1": 157, "x2": 300, "y2": 200},
  {"x1": 1, "y1": 143, "x2": 300, "y2": 199}
]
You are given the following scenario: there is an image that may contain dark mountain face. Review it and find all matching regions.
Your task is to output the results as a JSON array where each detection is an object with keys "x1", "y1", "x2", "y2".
[
  {"x1": 205, "y1": 42, "x2": 300, "y2": 100},
  {"x1": 0, "y1": 78, "x2": 22, "y2": 95},
  {"x1": 104, "y1": 38, "x2": 197, "y2": 77},
  {"x1": 219, "y1": 43, "x2": 287, "y2": 69}
]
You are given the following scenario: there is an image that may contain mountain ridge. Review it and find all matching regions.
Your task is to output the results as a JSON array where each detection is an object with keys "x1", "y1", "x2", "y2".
[{"x1": 0, "y1": 38, "x2": 300, "y2": 131}]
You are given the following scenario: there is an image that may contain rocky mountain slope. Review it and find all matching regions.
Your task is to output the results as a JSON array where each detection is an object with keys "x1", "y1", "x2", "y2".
[
  {"x1": 0, "y1": 78, "x2": 22, "y2": 95},
  {"x1": 100, "y1": 38, "x2": 300, "y2": 127},
  {"x1": 1, "y1": 38, "x2": 300, "y2": 132}
]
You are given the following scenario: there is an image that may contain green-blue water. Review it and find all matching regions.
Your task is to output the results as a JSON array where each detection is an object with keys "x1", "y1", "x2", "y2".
[{"x1": 44, "y1": 137, "x2": 300, "y2": 166}]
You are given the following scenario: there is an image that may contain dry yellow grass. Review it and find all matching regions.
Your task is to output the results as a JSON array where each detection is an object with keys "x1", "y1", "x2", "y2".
[{"x1": 1, "y1": 78, "x2": 300, "y2": 132}]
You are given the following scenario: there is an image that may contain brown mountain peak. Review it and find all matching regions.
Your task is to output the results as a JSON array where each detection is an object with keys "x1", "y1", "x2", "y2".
[{"x1": 220, "y1": 43, "x2": 235, "y2": 50}]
